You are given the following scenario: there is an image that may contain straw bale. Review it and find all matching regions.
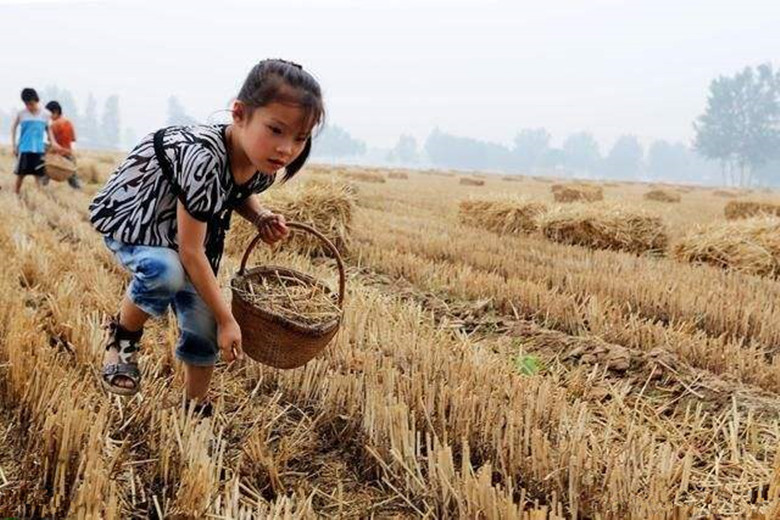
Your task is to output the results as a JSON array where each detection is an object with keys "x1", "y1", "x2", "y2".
[
  {"x1": 673, "y1": 215, "x2": 780, "y2": 277},
  {"x1": 459, "y1": 197, "x2": 547, "y2": 234},
  {"x1": 538, "y1": 203, "x2": 668, "y2": 254},
  {"x1": 345, "y1": 171, "x2": 386, "y2": 183},
  {"x1": 388, "y1": 171, "x2": 408, "y2": 180},
  {"x1": 225, "y1": 178, "x2": 355, "y2": 258},
  {"x1": 459, "y1": 177, "x2": 484, "y2": 186},
  {"x1": 724, "y1": 200, "x2": 780, "y2": 220},
  {"x1": 551, "y1": 183, "x2": 604, "y2": 203},
  {"x1": 643, "y1": 189, "x2": 681, "y2": 203},
  {"x1": 501, "y1": 175, "x2": 523, "y2": 182}
]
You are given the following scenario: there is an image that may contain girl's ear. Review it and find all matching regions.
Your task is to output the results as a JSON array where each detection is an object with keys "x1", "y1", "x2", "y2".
[{"x1": 232, "y1": 100, "x2": 245, "y2": 124}]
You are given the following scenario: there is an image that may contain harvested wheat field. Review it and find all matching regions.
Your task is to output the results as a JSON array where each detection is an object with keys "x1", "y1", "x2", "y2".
[{"x1": 4, "y1": 149, "x2": 780, "y2": 518}]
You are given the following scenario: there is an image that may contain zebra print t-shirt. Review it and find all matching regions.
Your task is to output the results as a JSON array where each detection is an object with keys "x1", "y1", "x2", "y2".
[{"x1": 89, "y1": 125, "x2": 276, "y2": 273}]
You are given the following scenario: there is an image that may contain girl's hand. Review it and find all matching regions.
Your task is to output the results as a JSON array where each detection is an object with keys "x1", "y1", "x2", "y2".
[
  {"x1": 254, "y1": 211, "x2": 290, "y2": 245},
  {"x1": 217, "y1": 315, "x2": 244, "y2": 363}
]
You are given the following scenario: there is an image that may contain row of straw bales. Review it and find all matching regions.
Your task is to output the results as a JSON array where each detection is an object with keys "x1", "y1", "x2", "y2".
[
  {"x1": 724, "y1": 200, "x2": 780, "y2": 220},
  {"x1": 460, "y1": 196, "x2": 780, "y2": 276},
  {"x1": 459, "y1": 199, "x2": 668, "y2": 254}
]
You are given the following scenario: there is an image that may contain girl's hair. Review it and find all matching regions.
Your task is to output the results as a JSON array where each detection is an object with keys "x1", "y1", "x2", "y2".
[{"x1": 237, "y1": 59, "x2": 325, "y2": 181}]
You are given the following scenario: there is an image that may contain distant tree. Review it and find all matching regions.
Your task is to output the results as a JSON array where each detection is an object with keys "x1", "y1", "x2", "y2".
[
  {"x1": 647, "y1": 140, "x2": 691, "y2": 181},
  {"x1": 513, "y1": 128, "x2": 550, "y2": 171},
  {"x1": 539, "y1": 148, "x2": 566, "y2": 169},
  {"x1": 425, "y1": 128, "x2": 513, "y2": 171},
  {"x1": 603, "y1": 135, "x2": 643, "y2": 179},
  {"x1": 81, "y1": 93, "x2": 99, "y2": 146},
  {"x1": 312, "y1": 124, "x2": 366, "y2": 157},
  {"x1": 562, "y1": 132, "x2": 601, "y2": 173},
  {"x1": 694, "y1": 63, "x2": 780, "y2": 186},
  {"x1": 167, "y1": 96, "x2": 198, "y2": 126},
  {"x1": 100, "y1": 95, "x2": 121, "y2": 149},
  {"x1": 387, "y1": 134, "x2": 419, "y2": 163}
]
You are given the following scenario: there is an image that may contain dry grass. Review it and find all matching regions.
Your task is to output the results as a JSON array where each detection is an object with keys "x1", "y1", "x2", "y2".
[
  {"x1": 713, "y1": 189, "x2": 739, "y2": 198},
  {"x1": 459, "y1": 177, "x2": 484, "y2": 186},
  {"x1": 725, "y1": 200, "x2": 780, "y2": 220},
  {"x1": 551, "y1": 183, "x2": 604, "y2": 203},
  {"x1": 538, "y1": 203, "x2": 668, "y2": 254},
  {"x1": 674, "y1": 215, "x2": 780, "y2": 277},
  {"x1": 644, "y1": 188, "x2": 682, "y2": 203},
  {"x1": 459, "y1": 197, "x2": 547, "y2": 234},
  {"x1": 226, "y1": 178, "x2": 355, "y2": 258},
  {"x1": 232, "y1": 271, "x2": 340, "y2": 326},
  {"x1": 387, "y1": 171, "x2": 409, "y2": 180}
]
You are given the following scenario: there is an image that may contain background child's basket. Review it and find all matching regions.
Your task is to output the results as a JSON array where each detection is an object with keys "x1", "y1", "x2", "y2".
[
  {"x1": 230, "y1": 221, "x2": 346, "y2": 369},
  {"x1": 43, "y1": 153, "x2": 77, "y2": 182}
]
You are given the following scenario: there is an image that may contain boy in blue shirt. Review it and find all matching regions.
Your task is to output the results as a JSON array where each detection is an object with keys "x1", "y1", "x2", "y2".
[{"x1": 10, "y1": 88, "x2": 63, "y2": 194}]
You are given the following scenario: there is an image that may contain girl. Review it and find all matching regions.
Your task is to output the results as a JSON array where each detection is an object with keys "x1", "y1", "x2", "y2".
[{"x1": 89, "y1": 59, "x2": 324, "y2": 414}]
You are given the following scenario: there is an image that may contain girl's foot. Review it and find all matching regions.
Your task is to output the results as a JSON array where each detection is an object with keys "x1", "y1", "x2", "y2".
[{"x1": 101, "y1": 317, "x2": 143, "y2": 395}]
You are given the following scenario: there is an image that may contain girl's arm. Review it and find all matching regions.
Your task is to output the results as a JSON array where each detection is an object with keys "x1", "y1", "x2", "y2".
[
  {"x1": 177, "y1": 202, "x2": 244, "y2": 362},
  {"x1": 235, "y1": 194, "x2": 272, "y2": 223},
  {"x1": 236, "y1": 194, "x2": 289, "y2": 244}
]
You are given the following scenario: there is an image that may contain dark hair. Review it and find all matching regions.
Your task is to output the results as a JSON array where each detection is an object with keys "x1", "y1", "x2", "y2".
[
  {"x1": 237, "y1": 59, "x2": 325, "y2": 181},
  {"x1": 21, "y1": 88, "x2": 39, "y2": 103},
  {"x1": 45, "y1": 101, "x2": 62, "y2": 115}
]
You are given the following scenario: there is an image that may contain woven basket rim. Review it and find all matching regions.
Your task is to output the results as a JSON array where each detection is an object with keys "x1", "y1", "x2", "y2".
[{"x1": 230, "y1": 265, "x2": 342, "y2": 335}]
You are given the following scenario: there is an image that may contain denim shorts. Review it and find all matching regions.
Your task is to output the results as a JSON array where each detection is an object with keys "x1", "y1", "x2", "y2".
[{"x1": 104, "y1": 236, "x2": 219, "y2": 366}]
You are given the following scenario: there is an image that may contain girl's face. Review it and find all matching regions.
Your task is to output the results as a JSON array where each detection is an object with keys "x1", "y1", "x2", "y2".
[{"x1": 233, "y1": 101, "x2": 311, "y2": 175}]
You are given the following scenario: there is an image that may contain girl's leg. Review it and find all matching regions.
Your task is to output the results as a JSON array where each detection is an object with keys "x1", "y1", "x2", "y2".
[
  {"x1": 172, "y1": 281, "x2": 219, "y2": 402},
  {"x1": 183, "y1": 364, "x2": 214, "y2": 401},
  {"x1": 14, "y1": 175, "x2": 23, "y2": 195},
  {"x1": 103, "y1": 296, "x2": 152, "y2": 390},
  {"x1": 102, "y1": 244, "x2": 186, "y2": 392}
]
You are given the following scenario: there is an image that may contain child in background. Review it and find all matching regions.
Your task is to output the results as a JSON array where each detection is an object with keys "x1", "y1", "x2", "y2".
[
  {"x1": 45, "y1": 100, "x2": 83, "y2": 190},
  {"x1": 10, "y1": 88, "x2": 63, "y2": 194},
  {"x1": 89, "y1": 59, "x2": 324, "y2": 415}
]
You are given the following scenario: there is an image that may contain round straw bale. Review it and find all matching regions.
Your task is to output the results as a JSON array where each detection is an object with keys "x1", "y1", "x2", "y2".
[
  {"x1": 643, "y1": 189, "x2": 681, "y2": 203},
  {"x1": 724, "y1": 200, "x2": 780, "y2": 220},
  {"x1": 225, "y1": 178, "x2": 355, "y2": 258},
  {"x1": 538, "y1": 203, "x2": 668, "y2": 254},
  {"x1": 673, "y1": 216, "x2": 780, "y2": 277},
  {"x1": 344, "y1": 171, "x2": 385, "y2": 183},
  {"x1": 388, "y1": 171, "x2": 409, "y2": 180},
  {"x1": 551, "y1": 183, "x2": 604, "y2": 203},
  {"x1": 459, "y1": 177, "x2": 485, "y2": 186},
  {"x1": 459, "y1": 197, "x2": 548, "y2": 234}
]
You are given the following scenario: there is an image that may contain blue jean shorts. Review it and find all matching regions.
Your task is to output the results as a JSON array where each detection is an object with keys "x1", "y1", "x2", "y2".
[{"x1": 104, "y1": 236, "x2": 219, "y2": 366}]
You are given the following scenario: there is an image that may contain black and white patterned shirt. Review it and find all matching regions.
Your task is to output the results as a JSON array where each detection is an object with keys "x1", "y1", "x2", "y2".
[{"x1": 90, "y1": 125, "x2": 275, "y2": 273}]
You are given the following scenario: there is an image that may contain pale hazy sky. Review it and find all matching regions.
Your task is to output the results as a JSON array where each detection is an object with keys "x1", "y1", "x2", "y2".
[{"x1": 0, "y1": 0, "x2": 778, "y2": 150}]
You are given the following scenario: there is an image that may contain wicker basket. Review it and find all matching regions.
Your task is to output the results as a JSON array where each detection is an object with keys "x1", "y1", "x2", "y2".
[
  {"x1": 230, "y1": 222, "x2": 346, "y2": 369},
  {"x1": 43, "y1": 153, "x2": 77, "y2": 182}
]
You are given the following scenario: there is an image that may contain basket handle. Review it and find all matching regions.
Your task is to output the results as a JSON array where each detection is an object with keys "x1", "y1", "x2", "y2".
[{"x1": 238, "y1": 221, "x2": 346, "y2": 308}]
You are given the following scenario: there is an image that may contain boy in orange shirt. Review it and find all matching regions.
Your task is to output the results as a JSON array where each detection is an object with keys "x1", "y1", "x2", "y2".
[{"x1": 45, "y1": 101, "x2": 83, "y2": 189}]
